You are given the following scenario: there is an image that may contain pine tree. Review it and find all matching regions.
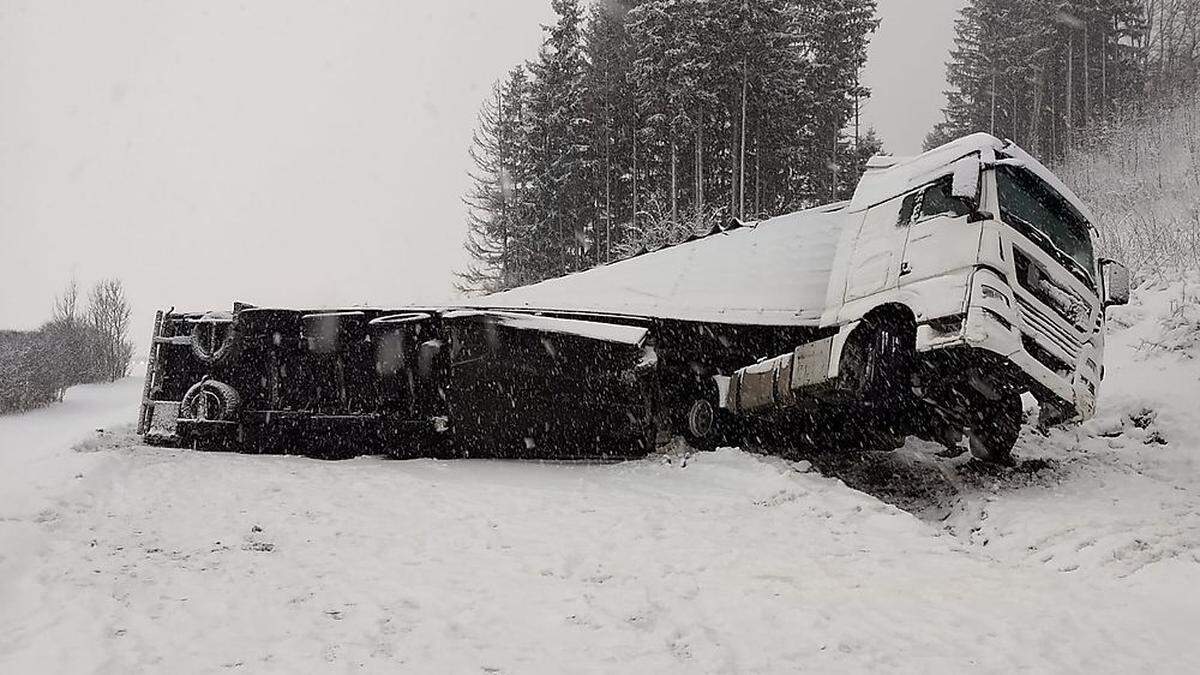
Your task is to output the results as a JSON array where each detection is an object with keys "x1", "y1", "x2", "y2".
[
  {"x1": 458, "y1": 70, "x2": 533, "y2": 294},
  {"x1": 461, "y1": 0, "x2": 885, "y2": 287},
  {"x1": 929, "y1": 0, "x2": 1151, "y2": 159},
  {"x1": 527, "y1": 0, "x2": 590, "y2": 278},
  {"x1": 837, "y1": 128, "x2": 884, "y2": 200},
  {"x1": 627, "y1": 0, "x2": 685, "y2": 229},
  {"x1": 800, "y1": 0, "x2": 879, "y2": 203},
  {"x1": 581, "y1": 0, "x2": 640, "y2": 264}
]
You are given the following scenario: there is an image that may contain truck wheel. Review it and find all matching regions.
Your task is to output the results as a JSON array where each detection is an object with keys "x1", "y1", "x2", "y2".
[
  {"x1": 967, "y1": 393, "x2": 1022, "y2": 466},
  {"x1": 842, "y1": 313, "x2": 915, "y2": 403},
  {"x1": 679, "y1": 382, "x2": 727, "y2": 452},
  {"x1": 181, "y1": 379, "x2": 242, "y2": 422},
  {"x1": 839, "y1": 314, "x2": 916, "y2": 452},
  {"x1": 190, "y1": 314, "x2": 242, "y2": 367}
]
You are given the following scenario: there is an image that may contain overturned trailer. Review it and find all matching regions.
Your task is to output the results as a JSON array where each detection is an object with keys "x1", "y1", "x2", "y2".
[
  {"x1": 139, "y1": 306, "x2": 660, "y2": 458},
  {"x1": 139, "y1": 134, "x2": 1131, "y2": 464}
]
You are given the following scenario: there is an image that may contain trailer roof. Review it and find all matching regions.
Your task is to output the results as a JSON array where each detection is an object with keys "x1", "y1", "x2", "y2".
[{"x1": 473, "y1": 203, "x2": 847, "y2": 327}]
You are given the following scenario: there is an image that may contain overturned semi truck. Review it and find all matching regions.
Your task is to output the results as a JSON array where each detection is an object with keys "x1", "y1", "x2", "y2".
[{"x1": 138, "y1": 133, "x2": 1131, "y2": 464}]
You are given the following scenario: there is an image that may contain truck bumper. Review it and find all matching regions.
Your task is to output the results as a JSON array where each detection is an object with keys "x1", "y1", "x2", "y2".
[{"x1": 916, "y1": 268, "x2": 1095, "y2": 421}]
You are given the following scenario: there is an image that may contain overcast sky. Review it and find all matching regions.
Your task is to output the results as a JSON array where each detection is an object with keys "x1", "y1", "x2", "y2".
[{"x1": 0, "y1": 0, "x2": 962, "y2": 347}]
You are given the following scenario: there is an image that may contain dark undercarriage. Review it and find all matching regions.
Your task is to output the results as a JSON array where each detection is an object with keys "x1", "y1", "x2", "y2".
[{"x1": 139, "y1": 304, "x2": 824, "y2": 459}]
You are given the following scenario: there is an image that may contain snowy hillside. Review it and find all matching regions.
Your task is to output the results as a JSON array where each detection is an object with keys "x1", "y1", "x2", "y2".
[{"x1": 1, "y1": 282, "x2": 1199, "y2": 672}]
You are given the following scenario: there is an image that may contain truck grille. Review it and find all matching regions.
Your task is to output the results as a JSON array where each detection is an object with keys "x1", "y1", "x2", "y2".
[
  {"x1": 1021, "y1": 334, "x2": 1073, "y2": 376},
  {"x1": 1016, "y1": 294, "x2": 1082, "y2": 366}
]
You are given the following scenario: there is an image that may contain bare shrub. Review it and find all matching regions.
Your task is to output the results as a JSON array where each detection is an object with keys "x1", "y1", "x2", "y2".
[
  {"x1": 1056, "y1": 96, "x2": 1200, "y2": 278},
  {"x1": 87, "y1": 278, "x2": 133, "y2": 381},
  {"x1": 614, "y1": 192, "x2": 726, "y2": 260},
  {"x1": 0, "y1": 275, "x2": 134, "y2": 413}
]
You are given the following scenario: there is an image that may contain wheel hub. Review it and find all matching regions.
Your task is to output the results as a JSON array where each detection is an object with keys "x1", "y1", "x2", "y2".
[{"x1": 686, "y1": 399, "x2": 715, "y2": 438}]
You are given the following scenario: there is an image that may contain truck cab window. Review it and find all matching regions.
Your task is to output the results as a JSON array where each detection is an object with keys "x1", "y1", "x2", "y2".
[
  {"x1": 898, "y1": 192, "x2": 918, "y2": 226},
  {"x1": 918, "y1": 177, "x2": 971, "y2": 221},
  {"x1": 996, "y1": 164, "x2": 1095, "y2": 288},
  {"x1": 897, "y1": 177, "x2": 971, "y2": 227}
]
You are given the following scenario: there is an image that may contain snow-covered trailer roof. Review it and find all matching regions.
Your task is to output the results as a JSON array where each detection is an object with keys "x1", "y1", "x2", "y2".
[{"x1": 473, "y1": 203, "x2": 848, "y2": 327}]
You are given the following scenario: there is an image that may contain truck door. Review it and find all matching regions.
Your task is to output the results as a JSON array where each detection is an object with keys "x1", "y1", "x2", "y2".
[
  {"x1": 897, "y1": 176, "x2": 981, "y2": 287},
  {"x1": 843, "y1": 195, "x2": 908, "y2": 303}
]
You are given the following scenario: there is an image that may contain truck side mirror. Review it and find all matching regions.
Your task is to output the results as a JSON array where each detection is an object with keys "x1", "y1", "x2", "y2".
[
  {"x1": 950, "y1": 155, "x2": 981, "y2": 210},
  {"x1": 1100, "y1": 258, "x2": 1130, "y2": 307}
]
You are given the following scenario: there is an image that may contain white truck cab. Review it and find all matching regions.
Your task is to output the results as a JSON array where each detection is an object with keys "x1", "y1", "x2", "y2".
[{"x1": 735, "y1": 133, "x2": 1129, "y2": 463}]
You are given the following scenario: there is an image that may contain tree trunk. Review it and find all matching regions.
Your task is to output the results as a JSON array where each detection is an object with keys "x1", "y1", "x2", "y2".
[
  {"x1": 854, "y1": 73, "x2": 861, "y2": 158},
  {"x1": 1067, "y1": 33, "x2": 1075, "y2": 140},
  {"x1": 632, "y1": 125, "x2": 638, "y2": 241},
  {"x1": 604, "y1": 115, "x2": 612, "y2": 264},
  {"x1": 670, "y1": 135, "x2": 678, "y2": 225},
  {"x1": 695, "y1": 117, "x2": 704, "y2": 227},
  {"x1": 990, "y1": 68, "x2": 997, "y2": 135},
  {"x1": 729, "y1": 110, "x2": 739, "y2": 217},
  {"x1": 830, "y1": 126, "x2": 839, "y2": 201},
  {"x1": 739, "y1": 60, "x2": 748, "y2": 221},
  {"x1": 496, "y1": 88, "x2": 509, "y2": 288},
  {"x1": 1084, "y1": 20, "x2": 1091, "y2": 128},
  {"x1": 1030, "y1": 65, "x2": 1044, "y2": 156},
  {"x1": 1102, "y1": 15, "x2": 1110, "y2": 118},
  {"x1": 754, "y1": 134, "x2": 760, "y2": 217},
  {"x1": 1012, "y1": 89, "x2": 1018, "y2": 143}
]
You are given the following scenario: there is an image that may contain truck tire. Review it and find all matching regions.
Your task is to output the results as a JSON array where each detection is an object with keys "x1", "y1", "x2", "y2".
[
  {"x1": 841, "y1": 313, "x2": 915, "y2": 403},
  {"x1": 967, "y1": 393, "x2": 1021, "y2": 466},
  {"x1": 863, "y1": 316, "x2": 915, "y2": 402},
  {"x1": 190, "y1": 314, "x2": 242, "y2": 367},
  {"x1": 180, "y1": 379, "x2": 242, "y2": 422},
  {"x1": 839, "y1": 313, "x2": 916, "y2": 450},
  {"x1": 678, "y1": 380, "x2": 728, "y2": 452}
]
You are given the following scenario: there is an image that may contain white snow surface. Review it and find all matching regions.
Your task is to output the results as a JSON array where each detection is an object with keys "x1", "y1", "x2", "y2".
[
  {"x1": 473, "y1": 204, "x2": 847, "y2": 327},
  {"x1": 2, "y1": 284, "x2": 1200, "y2": 672}
]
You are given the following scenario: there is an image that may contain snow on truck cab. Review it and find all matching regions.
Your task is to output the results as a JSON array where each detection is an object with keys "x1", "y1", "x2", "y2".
[{"x1": 137, "y1": 133, "x2": 1128, "y2": 465}]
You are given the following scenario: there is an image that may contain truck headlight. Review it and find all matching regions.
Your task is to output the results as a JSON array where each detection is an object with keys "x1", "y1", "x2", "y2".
[{"x1": 980, "y1": 284, "x2": 1011, "y2": 307}]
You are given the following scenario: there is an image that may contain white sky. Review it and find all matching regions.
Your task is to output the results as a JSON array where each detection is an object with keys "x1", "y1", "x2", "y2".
[
  {"x1": 862, "y1": 0, "x2": 965, "y2": 156},
  {"x1": 0, "y1": 0, "x2": 962, "y2": 346}
]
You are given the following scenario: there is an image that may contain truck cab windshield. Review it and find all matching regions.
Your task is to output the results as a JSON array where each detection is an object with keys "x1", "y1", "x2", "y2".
[{"x1": 996, "y1": 164, "x2": 1095, "y2": 289}]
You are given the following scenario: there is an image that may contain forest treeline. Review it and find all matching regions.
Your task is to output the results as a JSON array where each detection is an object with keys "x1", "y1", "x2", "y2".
[
  {"x1": 928, "y1": 0, "x2": 1200, "y2": 160},
  {"x1": 460, "y1": 0, "x2": 881, "y2": 294},
  {"x1": 0, "y1": 277, "x2": 134, "y2": 414}
]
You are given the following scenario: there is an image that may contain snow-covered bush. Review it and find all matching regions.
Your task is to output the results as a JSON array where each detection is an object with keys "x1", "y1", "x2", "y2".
[
  {"x1": 0, "y1": 320, "x2": 118, "y2": 414},
  {"x1": 1056, "y1": 96, "x2": 1200, "y2": 278},
  {"x1": 1055, "y1": 97, "x2": 1200, "y2": 354},
  {"x1": 614, "y1": 192, "x2": 726, "y2": 260}
]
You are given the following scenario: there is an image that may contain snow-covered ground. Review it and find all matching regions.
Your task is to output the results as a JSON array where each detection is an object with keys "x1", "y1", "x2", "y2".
[{"x1": 2, "y1": 284, "x2": 1199, "y2": 673}]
